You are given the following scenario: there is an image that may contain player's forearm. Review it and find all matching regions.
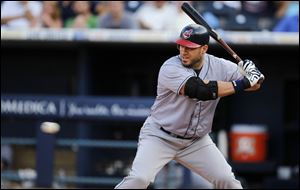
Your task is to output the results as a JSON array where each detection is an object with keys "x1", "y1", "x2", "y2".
[
  {"x1": 217, "y1": 81, "x2": 236, "y2": 97},
  {"x1": 213, "y1": 80, "x2": 259, "y2": 98}
]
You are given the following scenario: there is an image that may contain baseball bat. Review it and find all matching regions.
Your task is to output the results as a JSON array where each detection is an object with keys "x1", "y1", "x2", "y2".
[{"x1": 181, "y1": 2, "x2": 264, "y2": 84}]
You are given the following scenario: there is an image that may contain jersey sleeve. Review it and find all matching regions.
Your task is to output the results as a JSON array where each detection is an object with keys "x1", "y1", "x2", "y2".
[
  {"x1": 222, "y1": 59, "x2": 244, "y2": 81},
  {"x1": 158, "y1": 64, "x2": 194, "y2": 94}
]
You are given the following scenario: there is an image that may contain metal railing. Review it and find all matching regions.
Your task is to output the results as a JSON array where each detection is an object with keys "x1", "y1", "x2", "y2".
[
  {"x1": 1, "y1": 137, "x2": 137, "y2": 186},
  {"x1": 1, "y1": 170, "x2": 122, "y2": 186},
  {"x1": 1, "y1": 137, "x2": 137, "y2": 149}
]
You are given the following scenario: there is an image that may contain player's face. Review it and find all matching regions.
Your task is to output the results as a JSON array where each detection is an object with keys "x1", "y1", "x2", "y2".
[{"x1": 179, "y1": 45, "x2": 207, "y2": 69}]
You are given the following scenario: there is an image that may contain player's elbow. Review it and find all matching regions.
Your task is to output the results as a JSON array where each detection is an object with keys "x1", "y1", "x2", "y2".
[{"x1": 183, "y1": 77, "x2": 218, "y2": 101}]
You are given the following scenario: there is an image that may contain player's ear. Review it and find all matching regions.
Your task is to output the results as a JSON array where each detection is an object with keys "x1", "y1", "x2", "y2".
[{"x1": 201, "y1": 45, "x2": 208, "y2": 53}]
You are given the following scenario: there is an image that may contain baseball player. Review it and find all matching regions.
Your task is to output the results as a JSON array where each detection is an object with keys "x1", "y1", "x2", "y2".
[{"x1": 115, "y1": 24, "x2": 264, "y2": 189}]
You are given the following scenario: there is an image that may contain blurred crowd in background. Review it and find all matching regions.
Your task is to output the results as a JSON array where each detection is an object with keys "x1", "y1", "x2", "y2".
[{"x1": 1, "y1": 1, "x2": 299, "y2": 33}]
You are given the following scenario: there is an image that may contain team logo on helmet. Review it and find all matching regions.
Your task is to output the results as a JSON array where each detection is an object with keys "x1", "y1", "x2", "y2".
[{"x1": 182, "y1": 29, "x2": 193, "y2": 39}]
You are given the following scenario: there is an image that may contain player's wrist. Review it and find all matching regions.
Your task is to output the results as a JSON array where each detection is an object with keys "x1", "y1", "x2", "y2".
[{"x1": 232, "y1": 77, "x2": 250, "y2": 93}]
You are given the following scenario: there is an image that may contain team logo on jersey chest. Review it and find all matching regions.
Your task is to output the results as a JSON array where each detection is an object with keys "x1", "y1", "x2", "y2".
[{"x1": 182, "y1": 29, "x2": 193, "y2": 39}]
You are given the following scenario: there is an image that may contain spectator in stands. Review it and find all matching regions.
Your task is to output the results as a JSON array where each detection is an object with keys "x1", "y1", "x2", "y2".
[
  {"x1": 168, "y1": 1, "x2": 219, "y2": 33},
  {"x1": 241, "y1": 1, "x2": 283, "y2": 18},
  {"x1": 89, "y1": 1, "x2": 102, "y2": 16},
  {"x1": 124, "y1": 1, "x2": 144, "y2": 13},
  {"x1": 167, "y1": 1, "x2": 194, "y2": 33},
  {"x1": 1, "y1": 1, "x2": 42, "y2": 28},
  {"x1": 272, "y1": 1, "x2": 299, "y2": 32},
  {"x1": 273, "y1": 14, "x2": 299, "y2": 32},
  {"x1": 94, "y1": 1, "x2": 109, "y2": 17},
  {"x1": 202, "y1": 1, "x2": 288, "y2": 31},
  {"x1": 65, "y1": 1, "x2": 97, "y2": 28},
  {"x1": 284, "y1": 1, "x2": 299, "y2": 17},
  {"x1": 58, "y1": 1, "x2": 75, "y2": 24},
  {"x1": 193, "y1": 1, "x2": 238, "y2": 30},
  {"x1": 39, "y1": 1, "x2": 62, "y2": 28},
  {"x1": 135, "y1": 1, "x2": 177, "y2": 30},
  {"x1": 98, "y1": 1, "x2": 138, "y2": 29},
  {"x1": 240, "y1": 1, "x2": 288, "y2": 31}
]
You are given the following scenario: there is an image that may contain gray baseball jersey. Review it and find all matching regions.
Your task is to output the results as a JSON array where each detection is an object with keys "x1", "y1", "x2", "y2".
[{"x1": 150, "y1": 53, "x2": 243, "y2": 138}]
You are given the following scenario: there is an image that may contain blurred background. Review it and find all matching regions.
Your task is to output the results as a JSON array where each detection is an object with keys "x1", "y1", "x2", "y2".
[{"x1": 1, "y1": 1, "x2": 299, "y2": 189}]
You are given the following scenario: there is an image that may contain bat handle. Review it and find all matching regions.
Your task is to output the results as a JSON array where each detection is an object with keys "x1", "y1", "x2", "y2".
[
  {"x1": 233, "y1": 54, "x2": 242, "y2": 63},
  {"x1": 218, "y1": 39, "x2": 242, "y2": 63}
]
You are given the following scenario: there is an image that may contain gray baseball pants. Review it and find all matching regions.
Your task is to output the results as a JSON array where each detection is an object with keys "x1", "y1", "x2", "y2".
[{"x1": 115, "y1": 117, "x2": 242, "y2": 189}]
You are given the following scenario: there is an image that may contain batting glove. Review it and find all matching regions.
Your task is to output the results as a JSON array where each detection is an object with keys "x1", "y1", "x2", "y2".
[
  {"x1": 245, "y1": 67, "x2": 265, "y2": 87},
  {"x1": 239, "y1": 59, "x2": 265, "y2": 84},
  {"x1": 238, "y1": 59, "x2": 256, "y2": 73}
]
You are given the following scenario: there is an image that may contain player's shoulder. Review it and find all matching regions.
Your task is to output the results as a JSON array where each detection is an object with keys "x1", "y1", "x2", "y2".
[
  {"x1": 161, "y1": 55, "x2": 183, "y2": 68},
  {"x1": 206, "y1": 53, "x2": 237, "y2": 68},
  {"x1": 159, "y1": 55, "x2": 188, "y2": 74}
]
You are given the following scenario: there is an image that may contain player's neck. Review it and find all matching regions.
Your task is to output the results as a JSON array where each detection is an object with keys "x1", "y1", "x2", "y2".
[{"x1": 192, "y1": 56, "x2": 204, "y2": 70}]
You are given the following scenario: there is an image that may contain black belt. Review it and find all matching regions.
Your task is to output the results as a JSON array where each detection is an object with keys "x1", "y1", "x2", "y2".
[{"x1": 160, "y1": 127, "x2": 193, "y2": 140}]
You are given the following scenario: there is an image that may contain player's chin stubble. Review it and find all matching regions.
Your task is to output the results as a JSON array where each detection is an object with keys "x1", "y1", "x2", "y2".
[{"x1": 183, "y1": 57, "x2": 202, "y2": 69}]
